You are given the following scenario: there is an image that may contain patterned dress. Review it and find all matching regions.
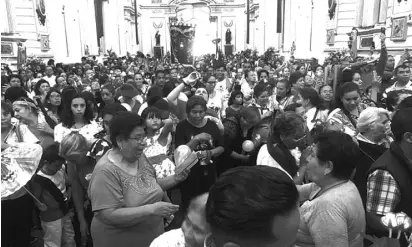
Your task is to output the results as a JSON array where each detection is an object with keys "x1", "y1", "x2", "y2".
[
  {"x1": 87, "y1": 136, "x2": 112, "y2": 162},
  {"x1": 143, "y1": 128, "x2": 175, "y2": 179}
]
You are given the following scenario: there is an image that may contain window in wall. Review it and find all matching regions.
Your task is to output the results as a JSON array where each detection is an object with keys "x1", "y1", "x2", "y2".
[{"x1": 356, "y1": 0, "x2": 388, "y2": 27}]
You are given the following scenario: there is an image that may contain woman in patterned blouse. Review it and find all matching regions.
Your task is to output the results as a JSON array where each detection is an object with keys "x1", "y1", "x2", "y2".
[
  {"x1": 327, "y1": 82, "x2": 367, "y2": 138},
  {"x1": 88, "y1": 103, "x2": 127, "y2": 162}
]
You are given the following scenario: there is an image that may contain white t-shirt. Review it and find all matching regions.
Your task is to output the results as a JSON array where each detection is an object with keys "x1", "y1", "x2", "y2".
[
  {"x1": 42, "y1": 75, "x2": 56, "y2": 87},
  {"x1": 215, "y1": 78, "x2": 230, "y2": 95},
  {"x1": 305, "y1": 107, "x2": 328, "y2": 132},
  {"x1": 38, "y1": 167, "x2": 68, "y2": 200},
  {"x1": 54, "y1": 121, "x2": 102, "y2": 146},
  {"x1": 256, "y1": 144, "x2": 293, "y2": 180},
  {"x1": 384, "y1": 80, "x2": 412, "y2": 94}
]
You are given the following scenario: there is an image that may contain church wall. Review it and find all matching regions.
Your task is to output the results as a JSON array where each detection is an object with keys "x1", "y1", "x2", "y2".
[
  {"x1": 137, "y1": 0, "x2": 246, "y2": 57},
  {"x1": 2, "y1": 0, "x2": 99, "y2": 66}
]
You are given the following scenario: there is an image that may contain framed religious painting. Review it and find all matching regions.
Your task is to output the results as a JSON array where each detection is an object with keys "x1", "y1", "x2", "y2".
[
  {"x1": 326, "y1": 29, "x2": 335, "y2": 45},
  {"x1": 390, "y1": 16, "x2": 408, "y2": 41},
  {"x1": 358, "y1": 35, "x2": 374, "y2": 50}
]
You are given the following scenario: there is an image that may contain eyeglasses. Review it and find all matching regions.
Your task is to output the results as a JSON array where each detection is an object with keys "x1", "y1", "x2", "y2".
[
  {"x1": 129, "y1": 134, "x2": 146, "y2": 144},
  {"x1": 293, "y1": 133, "x2": 307, "y2": 142}
]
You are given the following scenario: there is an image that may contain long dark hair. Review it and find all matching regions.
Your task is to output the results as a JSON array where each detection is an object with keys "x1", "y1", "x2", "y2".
[
  {"x1": 34, "y1": 79, "x2": 49, "y2": 96},
  {"x1": 336, "y1": 82, "x2": 360, "y2": 127},
  {"x1": 60, "y1": 93, "x2": 94, "y2": 128}
]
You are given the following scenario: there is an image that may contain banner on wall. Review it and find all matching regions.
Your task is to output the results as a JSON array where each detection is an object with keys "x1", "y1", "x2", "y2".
[{"x1": 170, "y1": 23, "x2": 196, "y2": 64}]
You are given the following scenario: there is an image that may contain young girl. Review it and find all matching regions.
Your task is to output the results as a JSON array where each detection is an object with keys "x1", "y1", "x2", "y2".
[
  {"x1": 225, "y1": 90, "x2": 244, "y2": 120},
  {"x1": 54, "y1": 93, "x2": 101, "y2": 146},
  {"x1": 141, "y1": 107, "x2": 175, "y2": 178}
]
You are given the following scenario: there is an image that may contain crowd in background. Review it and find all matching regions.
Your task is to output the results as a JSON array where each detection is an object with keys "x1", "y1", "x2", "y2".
[{"x1": 1, "y1": 33, "x2": 412, "y2": 247}]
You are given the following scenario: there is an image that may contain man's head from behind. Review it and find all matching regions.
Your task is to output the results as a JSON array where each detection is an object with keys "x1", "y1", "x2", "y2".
[
  {"x1": 206, "y1": 166, "x2": 300, "y2": 247},
  {"x1": 391, "y1": 108, "x2": 412, "y2": 148}
]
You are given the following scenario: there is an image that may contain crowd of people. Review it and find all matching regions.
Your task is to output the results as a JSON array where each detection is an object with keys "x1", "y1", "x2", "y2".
[{"x1": 1, "y1": 33, "x2": 412, "y2": 247}]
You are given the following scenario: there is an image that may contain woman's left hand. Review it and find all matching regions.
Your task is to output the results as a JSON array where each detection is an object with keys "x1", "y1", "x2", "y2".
[{"x1": 174, "y1": 169, "x2": 190, "y2": 183}]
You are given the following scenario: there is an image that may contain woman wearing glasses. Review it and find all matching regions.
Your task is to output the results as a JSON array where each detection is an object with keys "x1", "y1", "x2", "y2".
[
  {"x1": 44, "y1": 88, "x2": 62, "y2": 125},
  {"x1": 295, "y1": 131, "x2": 365, "y2": 247},
  {"x1": 89, "y1": 112, "x2": 185, "y2": 247}
]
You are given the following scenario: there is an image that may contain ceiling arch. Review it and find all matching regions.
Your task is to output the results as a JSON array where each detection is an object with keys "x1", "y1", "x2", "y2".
[{"x1": 168, "y1": 0, "x2": 217, "y2": 5}]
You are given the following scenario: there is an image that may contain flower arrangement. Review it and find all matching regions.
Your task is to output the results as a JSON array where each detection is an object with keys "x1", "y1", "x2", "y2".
[{"x1": 24, "y1": 55, "x2": 46, "y2": 73}]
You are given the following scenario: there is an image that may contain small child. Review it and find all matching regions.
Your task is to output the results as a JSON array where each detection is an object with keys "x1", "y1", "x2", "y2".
[{"x1": 31, "y1": 143, "x2": 75, "y2": 247}]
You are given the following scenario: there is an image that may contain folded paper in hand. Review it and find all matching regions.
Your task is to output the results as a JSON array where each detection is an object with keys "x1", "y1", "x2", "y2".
[
  {"x1": 175, "y1": 151, "x2": 198, "y2": 175},
  {"x1": 174, "y1": 145, "x2": 199, "y2": 175}
]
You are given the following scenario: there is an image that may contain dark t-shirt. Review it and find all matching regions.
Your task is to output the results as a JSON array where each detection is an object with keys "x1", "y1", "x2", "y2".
[{"x1": 175, "y1": 119, "x2": 223, "y2": 207}]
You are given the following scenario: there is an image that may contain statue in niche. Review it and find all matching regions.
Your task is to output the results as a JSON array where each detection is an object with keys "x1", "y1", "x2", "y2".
[
  {"x1": 225, "y1": 28, "x2": 232, "y2": 45},
  {"x1": 155, "y1": 31, "x2": 161, "y2": 46}
]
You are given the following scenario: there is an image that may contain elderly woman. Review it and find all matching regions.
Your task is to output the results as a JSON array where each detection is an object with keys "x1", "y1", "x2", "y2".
[
  {"x1": 149, "y1": 193, "x2": 210, "y2": 247},
  {"x1": 175, "y1": 96, "x2": 224, "y2": 210},
  {"x1": 11, "y1": 97, "x2": 54, "y2": 149},
  {"x1": 354, "y1": 107, "x2": 391, "y2": 206},
  {"x1": 89, "y1": 112, "x2": 187, "y2": 247},
  {"x1": 327, "y1": 82, "x2": 368, "y2": 138},
  {"x1": 296, "y1": 131, "x2": 365, "y2": 247}
]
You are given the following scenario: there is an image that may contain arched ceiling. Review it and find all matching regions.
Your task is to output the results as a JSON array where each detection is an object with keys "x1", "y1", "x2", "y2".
[{"x1": 168, "y1": 0, "x2": 217, "y2": 5}]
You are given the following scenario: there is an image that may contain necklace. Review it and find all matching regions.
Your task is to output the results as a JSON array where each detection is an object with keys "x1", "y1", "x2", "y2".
[{"x1": 309, "y1": 180, "x2": 347, "y2": 201}]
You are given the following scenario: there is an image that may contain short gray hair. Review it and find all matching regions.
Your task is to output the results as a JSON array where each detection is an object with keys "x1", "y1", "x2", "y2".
[{"x1": 357, "y1": 107, "x2": 390, "y2": 134}]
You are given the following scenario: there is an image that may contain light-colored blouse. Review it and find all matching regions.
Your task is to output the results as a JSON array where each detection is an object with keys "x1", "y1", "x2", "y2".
[
  {"x1": 54, "y1": 121, "x2": 101, "y2": 145},
  {"x1": 89, "y1": 151, "x2": 165, "y2": 247},
  {"x1": 295, "y1": 181, "x2": 365, "y2": 247}
]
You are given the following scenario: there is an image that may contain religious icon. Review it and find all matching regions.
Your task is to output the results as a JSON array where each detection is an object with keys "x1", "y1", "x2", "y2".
[
  {"x1": 391, "y1": 16, "x2": 408, "y2": 41},
  {"x1": 225, "y1": 28, "x2": 232, "y2": 45},
  {"x1": 155, "y1": 31, "x2": 161, "y2": 46}
]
